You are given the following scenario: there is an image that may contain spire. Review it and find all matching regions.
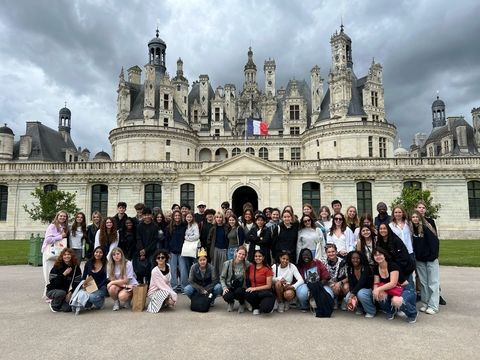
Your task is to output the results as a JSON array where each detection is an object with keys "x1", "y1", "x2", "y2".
[
  {"x1": 119, "y1": 67, "x2": 124, "y2": 80},
  {"x1": 340, "y1": 17, "x2": 344, "y2": 33}
]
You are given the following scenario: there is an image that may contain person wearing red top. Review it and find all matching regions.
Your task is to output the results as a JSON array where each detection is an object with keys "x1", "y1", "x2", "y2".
[{"x1": 244, "y1": 249, "x2": 275, "y2": 315}]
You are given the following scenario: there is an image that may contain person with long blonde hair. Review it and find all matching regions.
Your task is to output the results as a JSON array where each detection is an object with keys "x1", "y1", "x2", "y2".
[
  {"x1": 106, "y1": 247, "x2": 138, "y2": 311},
  {"x1": 41, "y1": 210, "x2": 69, "y2": 295}
]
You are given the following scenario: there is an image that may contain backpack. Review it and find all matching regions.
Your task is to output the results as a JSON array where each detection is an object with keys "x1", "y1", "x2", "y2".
[
  {"x1": 307, "y1": 282, "x2": 334, "y2": 318},
  {"x1": 190, "y1": 292, "x2": 211, "y2": 313}
]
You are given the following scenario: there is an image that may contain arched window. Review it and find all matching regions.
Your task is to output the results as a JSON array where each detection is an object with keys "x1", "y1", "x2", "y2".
[
  {"x1": 232, "y1": 148, "x2": 241, "y2": 157},
  {"x1": 144, "y1": 184, "x2": 162, "y2": 209},
  {"x1": 259, "y1": 147, "x2": 269, "y2": 160},
  {"x1": 0, "y1": 185, "x2": 8, "y2": 221},
  {"x1": 356, "y1": 182, "x2": 372, "y2": 216},
  {"x1": 404, "y1": 181, "x2": 422, "y2": 190},
  {"x1": 91, "y1": 184, "x2": 108, "y2": 217},
  {"x1": 246, "y1": 147, "x2": 255, "y2": 155},
  {"x1": 180, "y1": 183, "x2": 195, "y2": 209},
  {"x1": 43, "y1": 184, "x2": 57, "y2": 193},
  {"x1": 468, "y1": 181, "x2": 480, "y2": 219},
  {"x1": 302, "y1": 182, "x2": 321, "y2": 211}
]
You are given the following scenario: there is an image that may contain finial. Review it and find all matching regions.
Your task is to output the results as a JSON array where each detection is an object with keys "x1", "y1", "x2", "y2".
[
  {"x1": 119, "y1": 67, "x2": 124, "y2": 79},
  {"x1": 64, "y1": 101, "x2": 67, "y2": 108},
  {"x1": 155, "y1": 18, "x2": 160, "y2": 38},
  {"x1": 436, "y1": 90, "x2": 439, "y2": 99},
  {"x1": 340, "y1": 17, "x2": 344, "y2": 32},
  {"x1": 372, "y1": 57, "x2": 375, "y2": 65}
]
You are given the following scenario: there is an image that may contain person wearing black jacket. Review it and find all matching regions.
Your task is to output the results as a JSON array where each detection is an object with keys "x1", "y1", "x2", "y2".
[
  {"x1": 86, "y1": 211, "x2": 102, "y2": 260},
  {"x1": 46, "y1": 248, "x2": 82, "y2": 312},
  {"x1": 345, "y1": 251, "x2": 376, "y2": 318},
  {"x1": 246, "y1": 213, "x2": 272, "y2": 264},
  {"x1": 133, "y1": 208, "x2": 159, "y2": 283},
  {"x1": 113, "y1": 202, "x2": 129, "y2": 249},
  {"x1": 271, "y1": 209, "x2": 298, "y2": 261},
  {"x1": 411, "y1": 211, "x2": 440, "y2": 314}
]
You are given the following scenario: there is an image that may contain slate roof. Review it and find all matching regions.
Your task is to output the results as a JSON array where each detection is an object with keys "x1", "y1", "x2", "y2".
[{"x1": 424, "y1": 117, "x2": 478, "y2": 155}]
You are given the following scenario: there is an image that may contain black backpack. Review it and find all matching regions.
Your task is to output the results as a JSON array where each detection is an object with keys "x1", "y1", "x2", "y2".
[
  {"x1": 307, "y1": 282, "x2": 334, "y2": 318},
  {"x1": 190, "y1": 293, "x2": 211, "y2": 313}
]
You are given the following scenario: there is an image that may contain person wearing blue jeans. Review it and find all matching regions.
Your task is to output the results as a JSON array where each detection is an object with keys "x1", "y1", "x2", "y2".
[
  {"x1": 373, "y1": 247, "x2": 418, "y2": 323},
  {"x1": 169, "y1": 253, "x2": 187, "y2": 291},
  {"x1": 184, "y1": 249, "x2": 222, "y2": 305},
  {"x1": 345, "y1": 250, "x2": 376, "y2": 317},
  {"x1": 296, "y1": 282, "x2": 333, "y2": 310}
]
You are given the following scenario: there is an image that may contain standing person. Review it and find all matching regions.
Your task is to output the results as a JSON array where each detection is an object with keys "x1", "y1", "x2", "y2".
[
  {"x1": 133, "y1": 207, "x2": 159, "y2": 284},
  {"x1": 180, "y1": 203, "x2": 191, "y2": 220},
  {"x1": 298, "y1": 214, "x2": 324, "y2": 261},
  {"x1": 245, "y1": 249, "x2": 275, "y2": 315},
  {"x1": 94, "y1": 217, "x2": 119, "y2": 259},
  {"x1": 86, "y1": 211, "x2": 102, "y2": 260},
  {"x1": 345, "y1": 206, "x2": 359, "y2": 233},
  {"x1": 199, "y1": 209, "x2": 216, "y2": 250},
  {"x1": 296, "y1": 248, "x2": 332, "y2": 312},
  {"x1": 182, "y1": 211, "x2": 200, "y2": 282},
  {"x1": 133, "y1": 203, "x2": 145, "y2": 225},
  {"x1": 246, "y1": 213, "x2": 272, "y2": 264},
  {"x1": 411, "y1": 210, "x2": 440, "y2": 315},
  {"x1": 121, "y1": 217, "x2": 136, "y2": 260},
  {"x1": 356, "y1": 225, "x2": 376, "y2": 266},
  {"x1": 113, "y1": 202, "x2": 129, "y2": 249},
  {"x1": 208, "y1": 211, "x2": 228, "y2": 278},
  {"x1": 327, "y1": 213, "x2": 356, "y2": 257},
  {"x1": 81, "y1": 246, "x2": 108, "y2": 311},
  {"x1": 68, "y1": 212, "x2": 87, "y2": 261},
  {"x1": 374, "y1": 202, "x2": 391, "y2": 227},
  {"x1": 266, "y1": 208, "x2": 281, "y2": 231},
  {"x1": 302, "y1": 203, "x2": 317, "y2": 220},
  {"x1": 221, "y1": 201, "x2": 231, "y2": 215},
  {"x1": 416, "y1": 200, "x2": 446, "y2": 305},
  {"x1": 184, "y1": 248, "x2": 222, "y2": 306},
  {"x1": 282, "y1": 205, "x2": 298, "y2": 223},
  {"x1": 220, "y1": 245, "x2": 249, "y2": 313},
  {"x1": 225, "y1": 214, "x2": 245, "y2": 260},
  {"x1": 372, "y1": 247, "x2": 417, "y2": 323},
  {"x1": 315, "y1": 205, "x2": 332, "y2": 243},
  {"x1": 194, "y1": 201, "x2": 207, "y2": 224},
  {"x1": 146, "y1": 249, "x2": 177, "y2": 313},
  {"x1": 42, "y1": 210, "x2": 69, "y2": 293},
  {"x1": 263, "y1": 207, "x2": 272, "y2": 222},
  {"x1": 331, "y1": 200, "x2": 342, "y2": 216},
  {"x1": 240, "y1": 208, "x2": 255, "y2": 240},
  {"x1": 46, "y1": 248, "x2": 82, "y2": 312},
  {"x1": 165, "y1": 210, "x2": 187, "y2": 292},
  {"x1": 389, "y1": 205, "x2": 414, "y2": 258},
  {"x1": 272, "y1": 209, "x2": 298, "y2": 261},
  {"x1": 344, "y1": 251, "x2": 376, "y2": 318},
  {"x1": 106, "y1": 247, "x2": 138, "y2": 311},
  {"x1": 154, "y1": 211, "x2": 168, "y2": 249},
  {"x1": 271, "y1": 251, "x2": 304, "y2": 313}
]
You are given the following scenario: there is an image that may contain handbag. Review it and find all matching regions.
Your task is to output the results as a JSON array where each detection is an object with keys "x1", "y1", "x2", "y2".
[
  {"x1": 47, "y1": 238, "x2": 68, "y2": 261},
  {"x1": 375, "y1": 282, "x2": 404, "y2": 297},
  {"x1": 181, "y1": 240, "x2": 200, "y2": 258},
  {"x1": 190, "y1": 292, "x2": 211, "y2": 312},
  {"x1": 132, "y1": 284, "x2": 148, "y2": 312},
  {"x1": 84, "y1": 275, "x2": 98, "y2": 293}
]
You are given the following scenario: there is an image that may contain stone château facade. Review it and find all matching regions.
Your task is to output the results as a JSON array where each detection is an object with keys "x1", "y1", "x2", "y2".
[{"x1": 0, "y1": 26, "x2": 479, "y2": 240}]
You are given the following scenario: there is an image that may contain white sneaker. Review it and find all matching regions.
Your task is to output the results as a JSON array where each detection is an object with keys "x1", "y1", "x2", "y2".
[
  {"x1": 425, "y1": 308, "x2": 437, "y2": 315},
  {"x1": 309, "y1": 297, "x2": 317, "y2": 309},
  {"x1": 112, "y1": 300, "x2": 120, "y2": 311},
  {"x1": 238, "y1": 304, "x2": 245, "y2": 313},
  {"x1": 120, "y1": 301, "x2": 130, "y2": 309},
  {"x1": 397, "y1": 310, "x2": 407, "y2": 318},
  {"x1": 277, "y1": 302, "x2": 284, "y2": 313},
  {"x1": 227, "y1": 303, "x2": 234, "y2": 312},
  {"x1": 74, "y1": 307, "x2": 81, "y2": 316},
  {"x1": 365, "y1": 313, "x2": 375, "y2": 318},
  {"x1": 245, "y1": 301, "x2": 253, "y2": 312},
  {"x1": 419, "y1": 305, "x2": 427, "y2": 312},
  {"x1": 252, "y1": 309, "x2": 260, "y2": 315},
  {"x1": 284, "y1": 302, "x2": 290, "y2": 311}
]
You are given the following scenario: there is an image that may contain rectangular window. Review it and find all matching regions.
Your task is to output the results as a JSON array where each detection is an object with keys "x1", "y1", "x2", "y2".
[
  {"x1": 193, "y1": 110, "x2": 198, "y2": 122},
  {"x1": 215, "y1": 129, "x2": 220, "y2": 136},
  {"x1": 289, "y1": 105, "x2": 300, "y2": 120},
  {"x1": 166, "y1": 140, "x2": 171, "y2": 146},
  {"x1": 0, "y1": 185, "x2": 8, "y2": 221},
  {"x1": 290, "y1": 126, "x2": 300, "y2": 135},
  {"x1": 91, "y1": 184, "x2": 108, "y2": 218},
  {"x1": 166, "y1": 152, "x2": 170, "y2": 161},
  {"x1": 291, "y1": 147, "x2": 301, "y2": 161},
  {"x1": 357, "y1": 182, "x2": 372, "y2": 216},
  {"x1": 371, "y1": 91, "x2": 378, "y2": 107},
  {"x1": 302, "y1": 182, "x2": 321, "y2": 211},
  {"x1": 215, "y1": 108, "x2": 220, "y2": 122},
  {"x1": 278, "y1": 130, "x2": 283, "y2": 137},
  {"x1": 144, "y1": 184, "x2": 162, "y2": 209},
  {"x1": 180, "y1": 183, "x2": 195, "y2": 209},
  {"x1": 279, "y1": 147, "x2": 284, "y2": 160},
  {"x1": 368, "y1": 136, "x2": 373, "y2": 157},
  {"x1": 379, "y1": 137, "x2": 386, "y2": 158},
  {"x1": 184, "y1": 96, "x2": 187, "y2": 104},
  {"x1": 164, "y1": 118, "x2": 169, "y2": 127},
  {"x1": 372, "y1": 114, "x2": 379, "y2": 121},
  {"x1": 163, "y1": 94, "x2": 169, "y2": 109},
  {"x1": 468, "y1": 181, "x2": 480, "y2": 219}
]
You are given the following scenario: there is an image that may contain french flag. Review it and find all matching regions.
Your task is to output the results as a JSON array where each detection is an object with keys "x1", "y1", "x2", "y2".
[{"x1": 246, "y1": 118, "x2": 268, "y2": 136}]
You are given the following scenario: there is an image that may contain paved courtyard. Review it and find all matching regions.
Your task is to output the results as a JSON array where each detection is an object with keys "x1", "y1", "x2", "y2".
[{"x1": 0, "y1": 265, "x2": 479, "y2": 360}]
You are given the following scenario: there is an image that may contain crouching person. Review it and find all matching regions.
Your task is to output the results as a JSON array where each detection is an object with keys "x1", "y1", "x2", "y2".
[
  {"x1": 271, "y1": 250, "x2": 304, "y2": 312},
  {"x1": 146, "y1": 249, "x2": 177, "y2": 313}
]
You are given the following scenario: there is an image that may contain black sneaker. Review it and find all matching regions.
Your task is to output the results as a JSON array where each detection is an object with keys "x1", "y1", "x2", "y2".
[
  {"x1": 439, "y1": 296, "x2": 447, "y2": 305},
  {"x1": 49, "y1": 303, "x2": 59, "y2": 313}
]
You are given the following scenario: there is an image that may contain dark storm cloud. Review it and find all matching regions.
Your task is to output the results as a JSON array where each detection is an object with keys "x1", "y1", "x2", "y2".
[{"x1": 0, "y1": 0, "x2": 478, "y2": 154}]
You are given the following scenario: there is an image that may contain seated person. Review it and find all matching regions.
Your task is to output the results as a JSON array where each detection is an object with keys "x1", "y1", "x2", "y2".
[
  {"x1": 106, "y1": 247, "x2": 138, "y2": 311},
  {"x1": 184, "y1": 248, "x2": 222, "y2": 306},
  {"x1": 244, "y1": 249, "x2": 275, "y2": 315},
  {"x1": 220, "y1": 245, "x2": 249, "y2": 313},
  {"x1": 81, "y1": 246, "x2": 108, "y2": 311},
  {"x1": 271, "y1": 250, "x2": 304, "y2": 312},
  {"x1": 296, "y1": 248, "x2": 332, "y2": 312},
  {"x1": 146, "y1": 249, "x2": 177, "y2": 313},
  {"x1": 322, "y1": 244, "x2": 348, "y2": 309}
]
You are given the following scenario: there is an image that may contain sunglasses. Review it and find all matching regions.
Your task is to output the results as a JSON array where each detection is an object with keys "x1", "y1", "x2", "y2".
[
  {"x1": 334, "y1": 218, "x2": 343, "y2": 221},
  {"x1": 157, "y1": 256, "x2": 166, "y2": 260},
  {"x1": 303, "y1": 219, "x2": 311, "y2": 223}
]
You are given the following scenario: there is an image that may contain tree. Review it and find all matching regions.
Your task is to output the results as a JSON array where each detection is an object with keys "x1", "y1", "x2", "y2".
[
  {"x1": 23, "y1": 188, "x2": 80, "y2": 224},
  {"x1": 391, "y1": 187, "x2": 441, "y2": 219}
]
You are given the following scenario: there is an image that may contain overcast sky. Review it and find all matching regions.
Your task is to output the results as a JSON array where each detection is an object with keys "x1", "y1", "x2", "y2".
[{"x1": 1, "y1": 0, "x2": 479, "y2": 156}]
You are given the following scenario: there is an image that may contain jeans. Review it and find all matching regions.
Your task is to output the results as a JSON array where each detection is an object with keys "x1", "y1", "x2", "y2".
[
  {"x1": 227, "y1": 247, "x2": 236, "y2": 261},
  {"x1": 180, "y1": 256, "x2": 194, "y2": 289},
  {"x1": 46, "y1": 289, "x2": 71, "y2": 312},
  {"x1": 169, "y1": 253, "x2": 188, "y2": 291},
  {"x1": 296, "y1": 283, "x2": 333, "y2": 310},
  {"x1": 416, "y1": 259, "x2": 440, "y2": 311},
  {"x1": 184, "y1": 283, "x2": 222, "y2": 300},
  {"x1": 378, "y1": 288, "x2": 417, "y2": 319},
  {"x1": 348, "y1": 288, "x2": 376, "y2": 315},
  {"x1": 86, "y1": 287, "x2": 107, "y2": 309}
]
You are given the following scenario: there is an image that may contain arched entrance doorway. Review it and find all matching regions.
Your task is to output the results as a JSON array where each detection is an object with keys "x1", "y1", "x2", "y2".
[{"x1": 232, "y1": 186, "x2": 258, "y2": 217}]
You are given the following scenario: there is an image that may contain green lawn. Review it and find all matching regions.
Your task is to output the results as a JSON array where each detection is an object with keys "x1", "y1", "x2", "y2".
[{"x1": 0, "y1": 239, "x2": 479, "y2": 267}]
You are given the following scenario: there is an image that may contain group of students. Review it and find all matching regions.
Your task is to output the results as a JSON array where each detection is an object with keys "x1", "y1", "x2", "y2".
[{"x1": 41, "y1": 199, "x2": 442, "y2": 323}]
